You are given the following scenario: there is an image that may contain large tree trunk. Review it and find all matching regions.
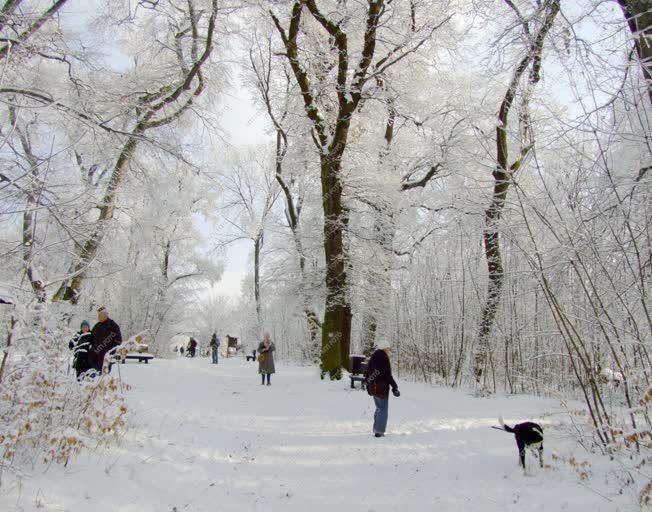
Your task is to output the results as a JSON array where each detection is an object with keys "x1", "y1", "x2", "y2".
[
  {"x1": 319, "y1": 153, "x2": 351, "y2": 378},
  {"x1": 617, "y1": 0, "x2": 652, "y2": 105},
  {"x1": 475, "y1": 193, "x2": 508, "y2": 386}
]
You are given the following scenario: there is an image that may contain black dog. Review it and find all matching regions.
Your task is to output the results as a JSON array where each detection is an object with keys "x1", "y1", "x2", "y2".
[{"x1": 495, "y1": 417, "x2": 544, "y2": 472}]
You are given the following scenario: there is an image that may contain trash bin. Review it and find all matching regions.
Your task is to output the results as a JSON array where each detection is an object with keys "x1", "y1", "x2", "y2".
[{"x1": 350, "y1": 355, "x2": 365, "y2": 375}]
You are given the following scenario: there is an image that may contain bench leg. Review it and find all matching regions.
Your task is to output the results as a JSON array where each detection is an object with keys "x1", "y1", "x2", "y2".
[{"x1": 350, "y1": 379, "x2": 355, "y2": 389}]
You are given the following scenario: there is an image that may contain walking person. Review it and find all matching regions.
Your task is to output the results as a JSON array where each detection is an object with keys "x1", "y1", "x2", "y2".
[
  {"x1": 364, "y1": 339, "x2": 400, "y2": 437},
  {"x1": 69, "y1": 320, "x2": 93, "y2": 380},
  {"x1": 90, "y1": 306, "x2": 122, "y2": 375},
  {"x1": 210, "y1": 333, "x2": 220, "y2": 364},
  {"x1": 188, "y1": 337, "x2": 197, "y2": 357},
  {"x1": 257, "y1": 333, "x2": 276, "y2": 386}
]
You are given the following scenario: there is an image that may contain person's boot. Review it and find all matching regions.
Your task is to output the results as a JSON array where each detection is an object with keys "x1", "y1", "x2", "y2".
[{"x1": 374, "y1": 433, "x2": 384, "y2": 438}]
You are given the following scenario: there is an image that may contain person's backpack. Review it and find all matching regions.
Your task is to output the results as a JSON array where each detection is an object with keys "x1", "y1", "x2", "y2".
[{"x1": 366, "y1": 372, "x2": 388, "y2": 398}]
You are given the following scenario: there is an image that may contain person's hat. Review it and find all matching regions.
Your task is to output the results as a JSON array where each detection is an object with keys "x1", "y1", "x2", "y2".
[
  {"x1": 97, "y1": 306, "x2": 108, "y2": 314},
  {"x1": 80, "y1": 320, "x2": 90, "y2": 329},
  {"x1": 376, "y1": 339, "x2": 391, "y2": 350}
]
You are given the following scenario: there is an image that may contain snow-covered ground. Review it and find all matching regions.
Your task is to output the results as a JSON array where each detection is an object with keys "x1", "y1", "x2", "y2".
[{"x1": 2, "y1": 357, "x2": 638, "y2": 511}]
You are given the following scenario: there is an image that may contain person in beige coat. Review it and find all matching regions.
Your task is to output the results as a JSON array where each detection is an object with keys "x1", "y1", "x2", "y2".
[{"x1": 257, "y1": 333, "x2": 276, "y2": 386}]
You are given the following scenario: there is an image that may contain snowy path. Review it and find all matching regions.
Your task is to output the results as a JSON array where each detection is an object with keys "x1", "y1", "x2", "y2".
[{"x1": 3, "y1": 357, "x2": 633, "y2": 511}]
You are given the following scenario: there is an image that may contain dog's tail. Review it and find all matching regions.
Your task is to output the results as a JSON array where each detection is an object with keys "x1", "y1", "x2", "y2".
[{"x1": 498, "y1": 415, "x2": 514, "y2": 433}]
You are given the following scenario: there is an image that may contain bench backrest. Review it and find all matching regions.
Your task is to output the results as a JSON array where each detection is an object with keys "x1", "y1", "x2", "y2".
[{"x1": 350, "y1": 355, "x2": 367, "y2": 375}]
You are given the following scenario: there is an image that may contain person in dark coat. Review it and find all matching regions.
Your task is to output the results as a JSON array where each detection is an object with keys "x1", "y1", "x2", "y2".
[
  {"x1": 257, "y1": 333, "x2": 276, "y2": 386},
  {"x1": 90, "y1": 307, "x2": 122, "y2": 374},
  {"x1": 188, "y1": 337, "x2": 197, "y2": 357},
  {"x1": 364, "y1": 339, "x2": 400, "y2": 437},
  {"x1": 69, "y1": 320, "x2": 93, "y2": 379},
  {"x1": 209, "y1": 333, "x2": 220, "y2": 364}
]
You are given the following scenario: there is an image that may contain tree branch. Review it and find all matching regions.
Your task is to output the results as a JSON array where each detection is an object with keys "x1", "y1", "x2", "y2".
[
  {"x1": 401, "y1": 163, "x2": 442, "y2": 191},
  {"x1": 0, "y1": 0, "x2": 70, "y2": 58}
]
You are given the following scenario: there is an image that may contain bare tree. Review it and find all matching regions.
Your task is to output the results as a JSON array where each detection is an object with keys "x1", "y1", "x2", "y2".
[
  {"x1": 474, "y1": 0, "x2": 560, "y2": 390},
  {"x1": 218, "y1": 150, "x2": 280, "y2": 332},
  {"x1": 248, "y1": 37, "x2": 322, "y2": 359}
]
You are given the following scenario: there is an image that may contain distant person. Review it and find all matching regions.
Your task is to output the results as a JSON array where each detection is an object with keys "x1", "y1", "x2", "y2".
[
  {"x1": 209, "y1": 333, "x2": 220, "y2": 364},
  {"x1": 90, "y1": 307, "x2": 122, "y2": 374},
  {"x1": 257, "y1": 333, "x2": 276, "y2": 386},
  {"x1": 364, "y1": 340, "x2": 400, "y2": 438},
  {"x1": 188, "y1": 337, "x2": 197, "y2": 357},
  {"x1": 69, "y1": 320, "x2": 93, "y2": 379}
]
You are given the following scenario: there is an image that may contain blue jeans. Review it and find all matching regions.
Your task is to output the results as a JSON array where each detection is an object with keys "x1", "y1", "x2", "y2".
[
  {"x1": 373, "y1": 396, "x2": 389, "y2": 434},
  {"x1": 211, "y1": 348, "x2": 219, "y2": 364}
]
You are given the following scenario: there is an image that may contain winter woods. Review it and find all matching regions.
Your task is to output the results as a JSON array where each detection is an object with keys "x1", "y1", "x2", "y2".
[
  {"x1": 0, "y1": 0, "x2": 224, "y2": 478},
  {"x1": 0, "y1": 0, "x2": 650, "y2": 503},
  {"x1": 240, "y1": 0, "x2": 650, "y2": 496}
]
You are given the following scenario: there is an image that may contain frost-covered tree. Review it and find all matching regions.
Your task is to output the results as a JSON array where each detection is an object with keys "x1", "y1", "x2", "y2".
[
  {"x1": 268, "y1": 0, "x2": 455, "y2": 378},
  {"x1": 216, "y1": 148, "x2": 280, "y2": 334},
  {"x1": 473, "y1": 0, "x2": 560, "y2": 390}
]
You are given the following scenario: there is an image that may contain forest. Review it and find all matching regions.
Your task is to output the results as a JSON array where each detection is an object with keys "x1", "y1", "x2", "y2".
[{"x1": 0, "y1": 0, "x2": 650, "y2": 508}]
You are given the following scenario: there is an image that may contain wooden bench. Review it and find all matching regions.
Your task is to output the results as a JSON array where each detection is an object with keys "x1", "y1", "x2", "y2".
[
  {"x1": 350, "y1": 374, "x2": 366, "y2": 389},
  {"x1": 245, "y1": 350, "x2": 256, "y2": 362},
  {"x1": 121, "y1": 353, "x2": 154, "y2": 364},
  {"x1": 349, "y1": 356, "x2": 368, "y2": 389}
]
